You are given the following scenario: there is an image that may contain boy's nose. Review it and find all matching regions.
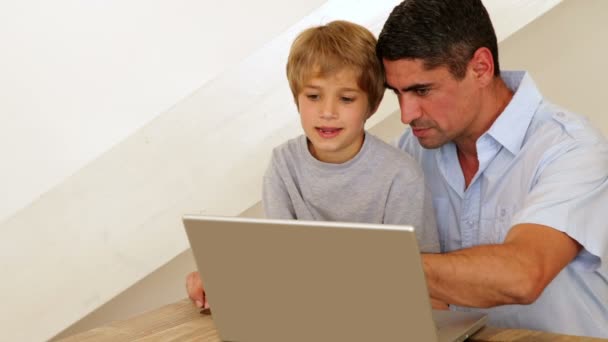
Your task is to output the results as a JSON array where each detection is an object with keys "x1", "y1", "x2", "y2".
[{"x1": 320, "y1": 99, "x2": 338, "y2": 119}]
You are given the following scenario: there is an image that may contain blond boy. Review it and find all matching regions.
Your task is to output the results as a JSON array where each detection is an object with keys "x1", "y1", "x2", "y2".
[{"x1": 263, "y1": 20, "x2": 438, "y2": 242}]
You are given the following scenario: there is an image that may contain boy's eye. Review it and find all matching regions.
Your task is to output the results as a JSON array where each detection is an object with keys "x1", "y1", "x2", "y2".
[
  {"x1": 341, "y1": 96, "x2": 355, "y2": 103},
  {"x1": 306, "y1": 94, "x2": 319, "y2": 101}
]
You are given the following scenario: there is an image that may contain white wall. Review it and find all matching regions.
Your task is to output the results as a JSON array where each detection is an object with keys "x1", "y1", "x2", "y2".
[
  {"x1": 0, "y1": 0, "x2": 570, "y2": 341},
  {"x1": 0, "y1": 0, "x2": 326, "y2": 225}
]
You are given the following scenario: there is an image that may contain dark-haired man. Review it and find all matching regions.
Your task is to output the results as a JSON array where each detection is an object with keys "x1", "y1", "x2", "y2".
[{"x1": 377, "y1": 0, "x2": 607, "y2": 337}]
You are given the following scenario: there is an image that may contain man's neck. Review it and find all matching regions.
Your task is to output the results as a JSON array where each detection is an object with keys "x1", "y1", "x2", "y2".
[{"x1": 457, "y1": 77, "x2": 514, "y2": 188}]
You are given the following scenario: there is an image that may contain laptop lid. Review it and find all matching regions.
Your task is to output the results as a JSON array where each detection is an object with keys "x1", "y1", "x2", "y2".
[{"x1": 183, "y1": 215, "x2": 485, "y2": 342}]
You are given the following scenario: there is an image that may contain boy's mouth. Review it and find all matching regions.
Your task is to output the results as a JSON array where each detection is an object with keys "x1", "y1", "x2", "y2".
[{"x1": 316, "y1": 127, "x2": 343, "y2": 138}]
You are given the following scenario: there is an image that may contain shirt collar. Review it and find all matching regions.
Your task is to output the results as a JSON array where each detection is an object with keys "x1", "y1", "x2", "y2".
[{"x1": 485, "y1": 71, "x2": 543, "y2": 155}]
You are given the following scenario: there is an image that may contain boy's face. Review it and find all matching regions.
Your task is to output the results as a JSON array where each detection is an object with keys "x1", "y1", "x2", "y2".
[{"x1": 298, "y1": 68, "x2": 371, "y2": 164}]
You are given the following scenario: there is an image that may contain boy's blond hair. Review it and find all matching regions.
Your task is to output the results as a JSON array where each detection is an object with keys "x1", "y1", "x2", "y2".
[{"x1": 286, "y1": 20, "x2": 385, "y2": 114}]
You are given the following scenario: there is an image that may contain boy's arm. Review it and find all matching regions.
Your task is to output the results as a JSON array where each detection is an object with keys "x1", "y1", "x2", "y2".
[
  {"x1": 384, "y1": 165, "x2": 444, "y2": 307},
  {"x1": 383, "y1": 169, "x2": 440, "y2": 253},
  {"x1": 262, "y1": 153, "x2": 296, "y2": 219}
]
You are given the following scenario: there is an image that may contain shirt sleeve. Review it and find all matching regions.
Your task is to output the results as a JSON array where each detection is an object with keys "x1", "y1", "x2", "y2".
[
  {"x1": 262, "y1": 152, "x2": 296, "y2": 220},
  {"x1": 383, "y1": 165, "x2": 440, "y2": 253},
  {"x1": 512, "y1": 139, "x2": 608, "y2": 270}
]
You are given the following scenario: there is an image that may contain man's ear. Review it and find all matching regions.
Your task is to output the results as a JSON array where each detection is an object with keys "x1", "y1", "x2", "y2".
[{"x1": 469, "y1": 47, "x2": 495, "y2": 86}]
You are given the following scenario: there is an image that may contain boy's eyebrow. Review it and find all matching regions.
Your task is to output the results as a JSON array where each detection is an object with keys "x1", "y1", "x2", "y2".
[
  {"x1": 302, "y1": 85, "x2": 361, "y2": 92},
  {"x1": 338, "y1": 87, "x2": 362, "y2": 92}
]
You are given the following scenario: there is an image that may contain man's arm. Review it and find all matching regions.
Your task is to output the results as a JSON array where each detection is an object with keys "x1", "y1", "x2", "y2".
[{"x1": 422, "y1": 223, "x2": 581, "y2": 308}]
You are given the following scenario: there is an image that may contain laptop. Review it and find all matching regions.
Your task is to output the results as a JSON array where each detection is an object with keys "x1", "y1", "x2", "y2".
[{"x1": 183, "y1": 215, "x2": 486, "y2": 342}]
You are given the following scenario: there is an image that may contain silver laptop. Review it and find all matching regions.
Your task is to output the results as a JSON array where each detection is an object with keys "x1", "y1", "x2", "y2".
[{"x1": 183, "y1": 215, "x2": 486, "y2": 342}]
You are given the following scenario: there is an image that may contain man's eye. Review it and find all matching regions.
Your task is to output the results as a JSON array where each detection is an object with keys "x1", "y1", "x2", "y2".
[{"x1": 415, "y1": 88, "x2": 430, "y2": 96}]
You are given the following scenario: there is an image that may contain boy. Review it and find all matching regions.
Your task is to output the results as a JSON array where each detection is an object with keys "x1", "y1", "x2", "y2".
[
  {"x1": 263, "y1": 20, "x2": 438, "y2": 245},
  {"x1": 186, "y1": 20, "x2": 439, "y2": 309}
]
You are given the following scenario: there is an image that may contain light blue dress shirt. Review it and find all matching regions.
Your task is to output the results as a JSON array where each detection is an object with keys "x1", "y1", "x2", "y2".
[{"x1": 398, "y1": 71, "x2": 608, "y2": 337}]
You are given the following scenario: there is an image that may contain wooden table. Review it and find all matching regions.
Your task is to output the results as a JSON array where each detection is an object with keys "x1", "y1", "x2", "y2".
[{"x1": 58, "y1": 299, "x2": 605, "y2": 341}]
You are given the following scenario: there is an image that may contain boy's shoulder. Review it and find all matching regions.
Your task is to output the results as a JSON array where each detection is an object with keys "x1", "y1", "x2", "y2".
[
  {"x1": 365, "y1": 132, "x2": 420, "y2": 166},
  {"x1": 271, "y1": 134, "x2": 306, "y2": 161},
  {"x1": 361, "y1": 132, "x2": 424, "y2": 180}
]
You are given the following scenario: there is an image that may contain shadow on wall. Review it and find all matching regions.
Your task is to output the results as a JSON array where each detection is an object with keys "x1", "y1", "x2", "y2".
[
  {"x1": 499, "y1": 0, "x2": 608, "y2": 134},
  {"x1": 52, "y1": 199, "x2": 266, "y2": 340}
]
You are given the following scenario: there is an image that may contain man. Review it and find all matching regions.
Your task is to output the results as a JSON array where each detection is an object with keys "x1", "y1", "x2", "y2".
[{"x1": 376, "y1": 0, "x2": 607, "y2": 337}]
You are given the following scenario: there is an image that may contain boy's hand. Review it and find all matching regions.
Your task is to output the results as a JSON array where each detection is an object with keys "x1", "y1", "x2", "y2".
[{"x1": 186, "y1": 271, "x2": 209, "y2": 309}]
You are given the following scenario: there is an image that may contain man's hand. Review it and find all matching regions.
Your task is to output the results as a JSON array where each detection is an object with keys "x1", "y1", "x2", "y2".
[
  {"x1": 430, "y1": 298, "x2": 449, "y2": 310},
  {"x1": 186, "y1": 271, "x2": 209, "y2": 309}
]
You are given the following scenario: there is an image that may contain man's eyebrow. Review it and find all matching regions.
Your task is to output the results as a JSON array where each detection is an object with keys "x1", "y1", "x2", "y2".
[{"x1": 386, "y1": 82, "x2": 433, "y2": 93}]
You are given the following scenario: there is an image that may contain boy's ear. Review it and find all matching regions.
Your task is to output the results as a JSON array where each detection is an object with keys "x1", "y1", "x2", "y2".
[
  {"x1": 366, "y1": 92, "x2": 384, "y2": 120},
  {"x1": 366, "y1": 105, "x2": 379, "y2": 120}
]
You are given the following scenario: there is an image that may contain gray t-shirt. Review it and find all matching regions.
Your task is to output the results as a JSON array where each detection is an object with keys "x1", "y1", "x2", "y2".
[{"x1": 262, "y1": 132, "x2": 439, "y2": 252}]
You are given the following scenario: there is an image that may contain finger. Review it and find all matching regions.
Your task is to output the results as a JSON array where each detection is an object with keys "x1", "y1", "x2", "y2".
[
  {"x1": 430, "y1": 298, "x2": 449, "y2": 310},
  {"x1": 186, "y1": 271, "x2": 209, "y2": 310},
  {"x1": 186, "y1": 272, "x2": 203, "y2": 302},
  {"x1": 203, "y1": 296, "x2": 210, "y2": 310},
  {"x1": 186, "y1": 272, "x2": 195, "y2": 293}
]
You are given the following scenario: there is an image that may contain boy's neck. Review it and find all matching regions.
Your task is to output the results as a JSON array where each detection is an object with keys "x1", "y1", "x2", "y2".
[{"x1": 307, "y1": 132, "x2": 366, "y2": 164}]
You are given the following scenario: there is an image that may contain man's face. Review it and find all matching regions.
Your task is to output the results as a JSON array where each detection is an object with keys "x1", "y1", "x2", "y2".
[{"x1": 383, "y1": 58, "x2": 482, "y2": 149}]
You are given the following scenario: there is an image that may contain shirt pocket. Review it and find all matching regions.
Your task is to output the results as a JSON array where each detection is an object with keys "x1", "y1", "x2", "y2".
[{"x1": 480, "y1": 204, "x2": 514, "y2": 244}]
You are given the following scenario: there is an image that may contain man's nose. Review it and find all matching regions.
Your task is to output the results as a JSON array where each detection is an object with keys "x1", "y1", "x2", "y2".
[{"x1": 398, "y1": 94, "x2": 422, "y2": 124}]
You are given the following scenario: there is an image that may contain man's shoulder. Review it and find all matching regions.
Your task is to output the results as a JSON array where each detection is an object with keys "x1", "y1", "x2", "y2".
[
  {"x1": 528, "y1": 102, "x2": 606, "y2": 146},
  {"x1": 515, "y1": 102, "x2": 608, "y2": 179}
]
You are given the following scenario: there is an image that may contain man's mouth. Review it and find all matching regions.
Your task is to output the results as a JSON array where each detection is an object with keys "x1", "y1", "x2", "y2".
[{"x1": 411, "y1": 126, "x2": 431, "y2": 137}]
